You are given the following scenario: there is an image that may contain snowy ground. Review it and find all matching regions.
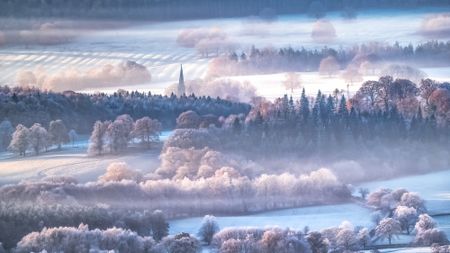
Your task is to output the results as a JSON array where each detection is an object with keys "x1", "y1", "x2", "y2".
[
  {"x1": 362, "y1": 247, "x2": 432, "y2": 253},
  {"x1": 0, "y1": 130, "x2": 172, "y2": 185},
  {"x1": 0, "y1": 7, "x2": 449, "y2": 97},
  {"x1": 170, "y1": 203, "x2": 372, "y2": 235},
  {"x1": 170, "y1": 169, "x2": 450, "y2": 241}
]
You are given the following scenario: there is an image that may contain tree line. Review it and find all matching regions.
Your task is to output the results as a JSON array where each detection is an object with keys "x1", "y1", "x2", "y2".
[
  {"x1": 88, "y1": 114, "x2": 162, "y2": 155},
  {"x1": 209, "y1": 41, "x2": 450, "y2": 77},
  {"x1": 4, "y1": 188, "x2": 446, "y2": 252},
  {"x1": 206, "y1": 77, "x2": 450, "y2": 158},
  {"x1": 0, "y1": 118, "x2": 77, "y2": 155},
  {"x1": 0, "y1": 86, "x2": 250, "y2": 134}
]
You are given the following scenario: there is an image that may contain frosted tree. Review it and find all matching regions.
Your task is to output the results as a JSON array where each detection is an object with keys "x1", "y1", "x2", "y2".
[
  {"x1": 8, "y1": 124, "x2": 30, "y2": 156},
  {"x1": 14, "y1": 224, "x2": 156, "y2": 253},
  {"x1": 98, "y1": 162, "x2": 142, "y2": 182},
  {"x1": 356, "y1": 228, "x2": 370, "y2": 249},
  {"x1": 151, "y1": 210, "x2": 169, "y2": 241},
  {"x1": 106, "y1": 119, "x2": 129, "y2": 153},
  {"x1": 415, "y1": 215, "x2": 448, "y2": 246},
  {"x1": 198, "y1": 215, "x2": 220, "y2": 245},
  {"x1": 415, "y1": 214, "x2": 436, "y2": 233},
  {"x1": 283, "y1": 72, "x2": 302, "y2": 95},
  {"x1": 394, "y1": 206, "x2": 418, "y2": 234},
  {"x1": 416, "y1": 229, "x2": 448, "y2": 246},
  {"x1": 160, "y1": 232, "x2": 201, "y2": 253},
  {"x1": 68, "y1": 129, "x2": 78, "y2": 146},
  {"x1": 336, "y1": 228, "x2": 358, "y2": 251},
  {"x1": 260, "y1": 228, "x2": 290, "y2": 253},
  {"x1": 132, "y1": 116, "x2": 162, "y2": 148},
  {"x1": 29, "y1": 123, "x2": 50, "y2": 155},
  {"x1": 176, "y1": 110, "x2": 201, "y2": 129},
  {"x1": 375, "y1": 218, "x2": 401, "y2": 245},
  {"x1": 116, "y1": 114, "x2": 134, "y2": 141},
  {"x1": 319, "y1": 56, "x2": 340, "y2": 77},
  {"x1": 88, "y1": 120, "x2": 110, "y2": 156},
  {"x1": 48, "y1": 119, "x2": 68, "y2": 150},
  {"x1": 306, "y1": 231, "x2": 328, "y2": 253},
  {"x1": 400, "y1": 192, "x2": 426, "y2": 213}
]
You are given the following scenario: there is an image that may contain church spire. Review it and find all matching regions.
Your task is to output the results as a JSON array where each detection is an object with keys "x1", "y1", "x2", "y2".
[{"x1": 178, "y1": 64, "x2": 185, "y2": 96}]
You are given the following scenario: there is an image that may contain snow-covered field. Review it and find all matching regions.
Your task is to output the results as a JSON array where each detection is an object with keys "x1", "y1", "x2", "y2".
[
  {"x1": 0, "y1": 130, "x2": 173, "y2": 185},
  {"x1": 170, "y1": 169, "x2": 450, "y2": 240},
  {"x1": 1, "y1": 7, "x2": 449, "y2": 97},
  {"x1": 170, "y1": 203, "x2": 372, "y2": 235}
]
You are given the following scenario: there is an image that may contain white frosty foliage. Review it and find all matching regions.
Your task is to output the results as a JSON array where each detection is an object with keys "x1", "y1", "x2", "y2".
[
  {"x1": 98, "y1": 162, "x2": 143, "y2": 183},
  {"x1": 15, "y1": 224, "x2": 156, "y2": 253}
]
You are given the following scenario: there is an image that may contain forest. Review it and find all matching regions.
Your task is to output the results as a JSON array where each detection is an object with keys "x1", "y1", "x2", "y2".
[{"x1": 0, "y1": 86, "x2": 250, "y2": 133}]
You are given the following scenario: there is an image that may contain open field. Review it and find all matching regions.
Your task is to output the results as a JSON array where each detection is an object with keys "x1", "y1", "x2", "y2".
[{"x1": 1, "y1": 7, "x2": 449, "y2": 98}]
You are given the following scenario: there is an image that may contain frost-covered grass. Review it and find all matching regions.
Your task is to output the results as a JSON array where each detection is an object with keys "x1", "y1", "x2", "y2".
[
  {"x1": 169, "y1": 169, "x2": 450, "y2": 241},
  {"x1": 169, "y1": 203, "x2": 372, "y2": 235},
  {"x1": 0, "y1": 149, "x2": 160, "y2": 185},
  {"x1": 362, "y1": 247, "x2": 432, "y2": 253},
  {"x1": 0, "y1": 131, "x2": 173, "y2": 185}
]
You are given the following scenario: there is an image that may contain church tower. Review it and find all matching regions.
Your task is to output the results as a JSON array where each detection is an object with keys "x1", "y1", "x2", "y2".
[{"x1": 178, "y1": 64, "x2": 185, "y2": 96}]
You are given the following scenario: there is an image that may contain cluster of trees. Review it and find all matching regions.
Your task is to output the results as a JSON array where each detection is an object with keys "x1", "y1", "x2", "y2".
[
  {"x1": 88, "y1": 114, "x2": 161, "y2": 155},
  {"x1": 4, "y1": 119, "x2": 76, "y2": 156},
  {"x1": 208, "y1": 41, "x2": 450, "y2": 77},
  {"x1": 1, "y1": 0, "x2": 447, "y2": 20},
  {"x1": 160, "y1": 76, "x2": 450, "y2": 181},
  {"x1": 1, "y1": 188, "x2": 447, "y2": 252},
  {"x1": 209, "y1": 77, "x2": 450, "y2": 157},
  {"x1": 203, "y1": 189, "x2": 448, "y2": 253},
  {"x1": 0, "y1": 200, "x2": 170, "y2": 250},
  {"x1": 0, "y1": 86, "x2": 250, "y2": 133},
  {"x1": 367, "y1": 188, "x2": 448, "y2": 246},
  {"x1": 0, "y1": 165, "x2": 350, "y2": 218},
  {"x1": 211, "y1": 222, "x2": 371, "y2": 253}
]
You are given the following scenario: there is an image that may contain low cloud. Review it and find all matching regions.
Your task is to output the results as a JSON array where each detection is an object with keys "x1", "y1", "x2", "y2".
[
  {"x1": 15, "y1": 60, "x2": 151, "y2": 91},
  {"x1": 419, "y1": 14, "x2": 450, "y2": 38}
]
